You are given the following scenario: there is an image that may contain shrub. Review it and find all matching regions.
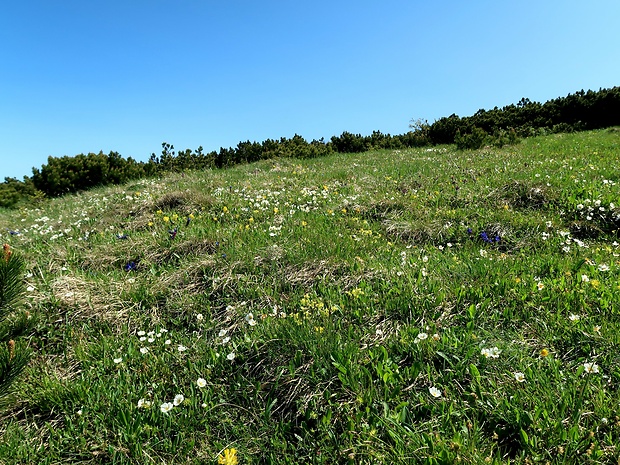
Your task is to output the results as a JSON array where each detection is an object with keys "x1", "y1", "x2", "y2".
[
  {"x1": 455, "y1": 127, "x2": 488, "y2": 150},
  {"x1": 32, "y1": 152, "x2": 148, "y2": 197},
  {"x1": 0, "y1": 245, "x2": 33, "y2": 407}
]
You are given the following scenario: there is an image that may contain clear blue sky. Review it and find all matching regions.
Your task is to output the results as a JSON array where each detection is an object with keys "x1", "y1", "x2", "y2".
[{"x1": 2, "y1": 0, "x2": 619, "y2": 180}]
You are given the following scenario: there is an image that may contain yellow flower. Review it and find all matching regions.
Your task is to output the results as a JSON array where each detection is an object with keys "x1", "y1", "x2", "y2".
[
  {"x1": 348, "y1": 288, "x2": 364, "y2": 298},
  {"x1": 540, "y1": 348, "x2": 549, "y2": 357},
  {"x1": 156, "y1": 210, "x2": 163, "y2": 215},
  {"x1": 163, "y1": 216, "x2": 170, "y2": 223},
  {"x1": 218, "y1": 448, "x2": 238, "y2": 465}
]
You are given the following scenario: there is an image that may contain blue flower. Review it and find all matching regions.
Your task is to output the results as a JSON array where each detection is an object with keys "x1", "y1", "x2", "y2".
[{"x1": 124, "y1": 261, "x2": 137, "y2": 271}]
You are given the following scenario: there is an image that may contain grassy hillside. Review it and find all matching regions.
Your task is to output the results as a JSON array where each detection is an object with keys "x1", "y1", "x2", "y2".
[{"x1": 1, "y1": 129, "x2": 619, "y2": 464}]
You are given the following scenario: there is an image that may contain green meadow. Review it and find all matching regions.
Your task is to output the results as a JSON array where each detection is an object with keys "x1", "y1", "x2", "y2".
[{"x1": 1, "y1": 128, "x2": 619, "y2": 464}]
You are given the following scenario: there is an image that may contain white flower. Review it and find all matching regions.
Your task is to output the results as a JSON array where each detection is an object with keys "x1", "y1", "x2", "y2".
[
  {"x1": 583, "y1": 362, "x2": 600, "y2": 374},
  {"x1": 479, "y1": 249, "x2": 488, "y2": 257},
  {"x1": 537, "y1": 282, "x2": 544, "y2": 290},
  {"x1": 196, "y1": 378, "x2": 207, "y2": 388},
  {"x1": 428, "y1": 386, "x2": 442, "y2": 398},
  {"x1": 227, "y1": 352, "x2": 236, "y2": 361},
  {"x1": 514, "y1": 372, "x2": 525, "y2": 383},
  {"x1": 422, "y1": 256, "x2": 428, "y2": 263},
  {"x1": 177, "y1": 345, "x2": 188, "y2": 352},
  {"x1": 164, "y1": 339, "x2": 171, "y2": 345},
  {"x1": 160, "y1": 402, "x2": 174, "y2": 413},
  {"x1": 140, "y1": 347, "x2": 149, "y2": 354},
  {"x1": 245, "y1": 313, "x2": 257, "y2": 326},
  {"x1": 598, "y1": 264, "x2": 610, "y2": 272},
  {"x1": 137, "y1": 398, "x2": 151, "y2": 409},
  {"x1": 581, "y1": 274, "x2": 589, "y2": 282},
  {"x1": 113, "y1": 357, "x2": 123, "y2": 364},
  {"x1": 173, "y1": 394, "x2": 184, "y2": 406},
  {"x1": 222, "y1": 336, "x2": 230, "y2": 344},
  {"x1": 569, "y1": 314, "x2": 580, "y2": 322},
  {"x1": 481, "y1": 347, "x2": 501, "y2": 358},
  {"x1": 26, "y1": 286, "x2": 35, "y2": 292},
  {"x1": 218, "y1": 329, "x2": 228, "y2": 337},
  {"x1": 147, "y1": 337, "x2": 155, "y2": 343},
  {"x1": 414, "y1": 332, "x2": 428, "y2": 343},
  {"x1": 196, "y1": 313, "x2": 204, "y2": 321}
]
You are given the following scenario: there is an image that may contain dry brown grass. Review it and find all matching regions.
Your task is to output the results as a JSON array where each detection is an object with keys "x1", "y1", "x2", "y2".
[{"x1": 50, "y1": 275, "x2": 136, "y2": 324}]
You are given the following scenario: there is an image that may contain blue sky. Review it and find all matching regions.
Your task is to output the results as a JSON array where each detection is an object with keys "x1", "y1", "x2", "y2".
[{"x1": 2, "y1": 0, "x2": 619, "y2": 180}]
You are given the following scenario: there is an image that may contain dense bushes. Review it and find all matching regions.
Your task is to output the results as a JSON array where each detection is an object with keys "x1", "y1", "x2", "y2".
[
  {"x1": 31, "y1": 151, "x2": 152, "y2": 197},
  {"x1": 0, "y1": 178, "x2": 39, "y2": 209},
  {"x1": 2, "y1": 86, "x2": 618, "y2": 206},
  {"x1": 428, "y1": 87, "x2": 620, "y2": 148}
]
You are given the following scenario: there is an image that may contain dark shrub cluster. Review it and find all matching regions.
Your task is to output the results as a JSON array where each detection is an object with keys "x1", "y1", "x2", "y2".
[
  {"x1": 429, "y1": 87, "x2": 620, "y2": 148},
  {"x1": 0, "y1": 177, "x2": 39, "y2": 209},
  {"x1": 31, "y1": 151, "x2": 152, "y2": 197}
]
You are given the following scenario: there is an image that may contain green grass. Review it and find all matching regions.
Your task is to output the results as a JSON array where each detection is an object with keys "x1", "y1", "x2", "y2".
[{"x1": 1, "y1": 129, "x2": 620, "y2": 464}]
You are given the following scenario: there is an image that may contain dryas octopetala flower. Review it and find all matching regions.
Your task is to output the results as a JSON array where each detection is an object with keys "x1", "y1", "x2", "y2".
[
  {"x1": 428, "y1": 386, "x2": 442, "y2": 398},
  {"x1": 481, "y1": 347, "x2": 501, "y2": 359},
  {"x1": 583, "y1": 362, "x2": 600, "y2": 374}
]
